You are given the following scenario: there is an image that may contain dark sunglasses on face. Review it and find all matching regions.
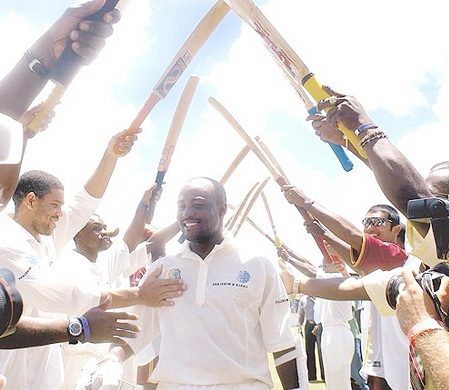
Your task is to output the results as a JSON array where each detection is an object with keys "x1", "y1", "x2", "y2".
[{"x1": 362, "y1": 217, "x2": 396, "y2": 229}]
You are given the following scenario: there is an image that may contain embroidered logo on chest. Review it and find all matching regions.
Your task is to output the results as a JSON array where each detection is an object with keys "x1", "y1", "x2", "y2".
[{"x1": 167, "y1": 268, "x2": 181, "y2": 279}]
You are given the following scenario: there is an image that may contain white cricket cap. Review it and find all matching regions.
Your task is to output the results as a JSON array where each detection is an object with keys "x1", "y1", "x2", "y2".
[{"x1": 0, "y1": 113, "x2": 23, "y2": 164}]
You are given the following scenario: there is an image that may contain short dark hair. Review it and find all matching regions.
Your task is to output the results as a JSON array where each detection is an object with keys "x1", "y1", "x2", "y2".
[
  {"x1": 366, "y1": 204, "x2": 400, "y2": 226},
  {"x1": 189, "y1": 177, "x2": 227, "y2": 206},
  {"x1": 13, "y1": 170, "x2": 64, "y2": 208}
]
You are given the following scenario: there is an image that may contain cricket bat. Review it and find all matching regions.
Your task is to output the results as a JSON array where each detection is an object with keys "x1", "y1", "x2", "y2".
[
  {"x1": 222, "y1": 0, "x2": 366, "y2": 159},
  {"x1": 145, "y1": 75, "x2": 200, "y2": 224}
]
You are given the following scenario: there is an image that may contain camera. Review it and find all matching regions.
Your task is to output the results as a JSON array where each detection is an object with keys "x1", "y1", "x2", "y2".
[
  {"x1": 0, "y1": 268, "x2": 23, "y2": 338},
  {"x1": 386, "y1": 262, "x2": 449, "y2": 326},
  {"x1": 407, "y1": 197, "x2": 449, "y2": 259}
]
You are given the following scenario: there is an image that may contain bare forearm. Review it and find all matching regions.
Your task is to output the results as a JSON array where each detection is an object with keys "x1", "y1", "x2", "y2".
[
  {"x1": 123, "y1": 203, "x2": 148, "y2": 253},
  {"x1": 101, "y1": 288, "x2": 141, "y2": 309},
  {"x1": 84, "y1": 150, "x2": 118, "y2": 198},
  {"x1": 414, "y1": 330, "x2": 449, "y2": 390},
  {"x1": 0, "y1": 316, "x2": 69, "y2": 349},
  {"x1": 362, "y1": 137, "x2": 431, "y2": 236},
  {"x1": 307, "y1": 202, "x2": 363, "y2": 252},
  {"x1": 299, "y1": 276, "x2": 369, "y2": 300}
]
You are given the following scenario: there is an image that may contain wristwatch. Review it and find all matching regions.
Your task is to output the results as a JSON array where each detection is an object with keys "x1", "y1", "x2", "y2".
[
  {"x1": 67, "y1": 317, "x2": 84, "y2": 345},
  {"x1": 24, "y1": 50, "x2": 51, "y2": 79}
]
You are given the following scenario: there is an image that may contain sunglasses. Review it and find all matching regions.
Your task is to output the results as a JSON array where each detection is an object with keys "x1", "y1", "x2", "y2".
[{"x1": 362, "y1": 217, "x2": 396, "y2": 229}]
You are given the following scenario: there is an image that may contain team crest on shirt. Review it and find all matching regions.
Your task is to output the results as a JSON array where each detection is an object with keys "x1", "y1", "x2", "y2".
[
  {"x1": 236, "y1": 270, "x2": 250, "y2": 284},
  {"x1": 167, "y1": 268, "x2": 181, "y2": 279}
]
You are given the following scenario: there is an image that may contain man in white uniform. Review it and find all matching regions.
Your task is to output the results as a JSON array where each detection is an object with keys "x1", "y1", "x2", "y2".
[
  {"x1": 314, "y1": 261, "x2": 354, "y2": 390},
  {"x1": 87, "y1": 177, "x2": 305, "y2": 390},
  {"x1": 0, "y1": 135, "x2": 185, "y2": 390}
]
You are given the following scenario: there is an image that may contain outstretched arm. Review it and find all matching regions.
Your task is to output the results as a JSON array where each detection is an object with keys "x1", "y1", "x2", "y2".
[
  {"x1": 282, "y1": 184, "x2": 364, "y2": 253},
  {"x1": 84, "y1": 128, "x2": 141, "y2": 198},
  {"x1": 0, "y1": 0, "x2": 120, "y2": 120},
  {"x1": 313, "y1": 87, "x2": 432, "y2": 237}
]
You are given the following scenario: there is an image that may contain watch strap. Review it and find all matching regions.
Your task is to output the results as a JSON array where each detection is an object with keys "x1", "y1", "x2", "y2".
[{"x1": 24, "y1": 50, "x2": 51, "y2": 79}]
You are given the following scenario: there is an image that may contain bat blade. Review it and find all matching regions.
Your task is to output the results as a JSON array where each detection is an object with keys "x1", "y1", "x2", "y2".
[
  {"x1": 145, "y1": 75, "x2": 200, "y2": 224},
  {"x1": 127, "y1": 1, "x2": 230, "y2": 134},
  {"x1": 220, "y1": 145, "x2": 250, "y2": 185},
  {"x1": 223, "y1": 0, "x2": 365, "y2": 159}
]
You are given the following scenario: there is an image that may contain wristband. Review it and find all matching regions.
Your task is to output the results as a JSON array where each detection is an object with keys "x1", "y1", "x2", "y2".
[
  {"x1": 79, "y1": 316, "x2": 91, "y2": 343},
  {"x1": 24, "y1": 50, "x2": 51, "y2": 79},
  {"x1": 293, "y1": 279, "x2": 300, "y2": 294},
  {"x1": 407, "y1": 317, "x2": 445, "y2": 347},
  {"x1": 354, "y1": 122, "x2": 378, "y2": 136},
  {"x1": 303, "y1": 200, "x2": 315, "y2": 211},
  {"x1": 359, "y1": 130, "x2": 387, "y2": 148}
]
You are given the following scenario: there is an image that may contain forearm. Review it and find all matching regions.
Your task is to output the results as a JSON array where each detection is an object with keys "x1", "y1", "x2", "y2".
[
  {"x1": 298, "y1": 276, "x2": 369, "y2": 300},
  {"x1": 84, "y1": 150, "x2": 118, "y2": 198},
  {"x1": 307, "y1": 202, "x2": 363, "y2": 251},
  {"x1": 286, "y1": 257, "x2": 317, "y2": 278},
  {"x1": 414, "y1": 329, "x2": 449, "y2": 390},
  {"x1": 0, "y1": 316, "x2": 69, "y2": 349},
  {"x1": 101, "y1": 287, "x2": 141, "y2": 309},
  {"x1": 124, "y1": 202, "x2": 148, "y2": 253},
  {"x1": 362, "y1": 136, "x2": 431, "y2": 235},
  {"x1": 321, "y1": 232, "x2": 354, "y2": 267}
]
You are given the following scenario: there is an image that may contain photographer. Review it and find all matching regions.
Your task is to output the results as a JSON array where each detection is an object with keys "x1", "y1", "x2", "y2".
[{"x1": 396, "y1": 269, "x2": 449, "y2": 390}]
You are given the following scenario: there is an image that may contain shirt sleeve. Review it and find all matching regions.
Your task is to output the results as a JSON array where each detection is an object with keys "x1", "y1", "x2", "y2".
[
  {"x1": 259, "y1": 258, "x2": 295, "y2": 353},
  {"x1": 351, "y1": 234, "x2": 407, "y2": 275}
]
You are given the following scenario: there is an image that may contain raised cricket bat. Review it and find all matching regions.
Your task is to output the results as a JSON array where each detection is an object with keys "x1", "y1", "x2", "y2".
[
  {"x1": 225, "y1": 181, "x2": 259, "y2": 231},
  {"x1": 220, "y1": 145, "x2": 250, "y2": 185},
  {"x1": 145, "y1": 75, "x2": 200, "y2": 224},
  {"x1": 124, "y1": 1, "x2": 230, "y2": 138},
  {"x1": 232, "y1": 176, "x2": 270, "y2": 236},
  {"x1": 223, "y1": 0, "x2": 366, "y2": 159},
  {"x1": 209, "y1": 96, "x2": 339, "y2": 265},
  {"x1": 27, "y1": 0, "x2": 130, "y2": 132}
]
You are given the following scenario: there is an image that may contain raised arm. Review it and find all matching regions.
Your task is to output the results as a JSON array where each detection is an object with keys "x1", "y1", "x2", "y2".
[
  {"x1": 0, "y1": 0, "x2": 120, "y2": 120},
  {"x1": 313, "y1": 87, "x2": 432, "y2": 237},
  {"x1": 84, "y1": 128, "x2": 141, "y2": 198},
  {"x1": 282, "y1": 184, "x2": 364, "y2": 253}
]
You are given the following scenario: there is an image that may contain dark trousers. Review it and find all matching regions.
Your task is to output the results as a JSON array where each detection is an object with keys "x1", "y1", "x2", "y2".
[{"x1": 304, "y1": 321, "x2": 323, "y2": 381}]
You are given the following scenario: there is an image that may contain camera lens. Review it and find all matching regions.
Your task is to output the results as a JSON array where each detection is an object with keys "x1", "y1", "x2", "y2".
[
  {"x1": 386, "y1": 274, "x2": 405, "y2": 310},
  {"x1": 0, "y1": 268, "x2": 23, "y2": 338}
]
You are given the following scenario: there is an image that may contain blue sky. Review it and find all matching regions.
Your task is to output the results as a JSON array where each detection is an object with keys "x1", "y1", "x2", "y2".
[{"x1": 1, "y1": 0, "x2": 448, "y2": 267}]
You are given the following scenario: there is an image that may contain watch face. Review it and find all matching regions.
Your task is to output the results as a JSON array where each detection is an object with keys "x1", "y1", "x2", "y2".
[{"x1": 69, "y1": 319, "x2": 83, "y2": 337}]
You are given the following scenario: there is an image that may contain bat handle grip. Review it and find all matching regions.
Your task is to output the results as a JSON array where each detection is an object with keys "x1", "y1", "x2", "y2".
[
  {"x1": 307, "y1": 106, "x2": 353, "y2": 172},
  {"x1": 145, "y1": 171, "x2": 166, "y2": 224},
  {"x1": 50, "y1": 0, "x2": 120, "y2": 86},
  {"x1": 328, "y1": 142, "x2": 354, "y2": 172},
  {"x1": 302, "y1": 73, "x2": 367, "y2": 159},
  {"x1": 26, "y1": 84, "x2": 66, "y2": 133}
]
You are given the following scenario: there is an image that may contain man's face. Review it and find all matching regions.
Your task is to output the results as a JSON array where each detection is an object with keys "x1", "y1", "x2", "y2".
[
  {"x1": 75, "y1": 215, "x2": 115, "y2": 253},
  {"x1": 362, "y1": 210, "x2": 398, "y2": 243},
  {"x1": 30, "y1": 188, "x2": 64, "y2": 236},
  {"x1": 176, "y1": 180, "x2": 225, "y2": 244}
]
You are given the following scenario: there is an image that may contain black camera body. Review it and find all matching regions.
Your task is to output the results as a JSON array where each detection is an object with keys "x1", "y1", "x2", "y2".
[
  {"x1": 407, "y1": 197, "x2": 449, "y2": 259},
  {"x1": 0, "y1": 268, "x2": 23, "y2": 338}
]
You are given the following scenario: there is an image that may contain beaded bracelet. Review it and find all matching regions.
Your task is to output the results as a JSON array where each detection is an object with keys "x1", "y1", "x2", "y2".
[
  {"x1": 359, "y1": 130, "x2": 387, "y2": 148},
  {"x1": 407, "y1": 317, "x2": 445, "y2": 347}
]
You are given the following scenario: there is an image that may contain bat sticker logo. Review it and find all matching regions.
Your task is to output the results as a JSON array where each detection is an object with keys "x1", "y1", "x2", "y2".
[
  {"x1": 155, "y1": 56, "x2": 190, "y2": 98},
  {"x1": 251, "y1": 19, "x2": 300, "y2": 80}
]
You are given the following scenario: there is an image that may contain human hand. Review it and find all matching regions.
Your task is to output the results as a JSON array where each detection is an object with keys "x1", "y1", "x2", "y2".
[
  {"x1": 305, "y1": 220, "x2": 326, "y2": 238},
  {"x1": 279, "y1": 260, "x2": 296, "y2": 295},
  {"x1": 31, "y1": 0, "x2": 121, "y2": 69},
  {"x1": 76, "y1": 356, "x2": 123, "y2": 390},
  {"x1": 138, "y1": 266, "x2": 185, "y2": 307},
  {"x1": 82, "y1": 298, "x2": 140, "y2": 345},
  {"x1": 395, "y1": 269, "x2": 437, "y2": 335},
  {"x1": 107, "y1": 128, "x2": 142, "y2": 157},
  {"x1": 20, "y1": 102, "x2": 56, "y2": 138},
  {"x1": 0, "y1": 375, "x2": 6, "y2": 390},
  {"x1": 281, "y1": 185, "x2": 309, "y2": 208},
  {"x1": 306, "y1": 113, "x2": 346, "y2": 146},
  {"x1": 315, "y1": 86, "x2": 373, "y2": 133}
]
